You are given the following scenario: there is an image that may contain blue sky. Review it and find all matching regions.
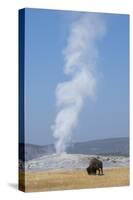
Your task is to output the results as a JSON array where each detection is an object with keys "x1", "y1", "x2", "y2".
[{"x1": 23, "y1": 8, "x2": 129, "y2": 145}]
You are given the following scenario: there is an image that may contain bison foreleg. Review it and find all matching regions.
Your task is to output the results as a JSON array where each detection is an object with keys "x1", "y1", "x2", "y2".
[{"x1": 98, "y1": 168, "x2": 101, "y2": 175}]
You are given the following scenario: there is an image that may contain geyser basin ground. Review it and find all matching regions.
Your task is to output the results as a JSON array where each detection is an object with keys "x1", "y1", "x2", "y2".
[
  {"x1": 19, "y1": 153, "x2": 129, "y2": 192},
  {"x1": 24, "y1": 153, "x2": 129, "y2": 172}
]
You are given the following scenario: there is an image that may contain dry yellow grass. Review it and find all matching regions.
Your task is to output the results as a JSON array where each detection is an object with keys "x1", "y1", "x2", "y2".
[{"x1": 19, "y1": 167, "x2": 129, "y2": 192}]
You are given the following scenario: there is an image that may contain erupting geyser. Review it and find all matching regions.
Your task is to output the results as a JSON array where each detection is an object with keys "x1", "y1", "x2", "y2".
[{"x1": 51, "y1": 13, "x2": 106, "y2": 155}]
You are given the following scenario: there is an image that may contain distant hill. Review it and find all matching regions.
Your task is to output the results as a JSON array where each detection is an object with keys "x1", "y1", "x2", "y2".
[
  {"x1": 19, "y1": 143, "x2": 55, "y2": 161},
  {"x1": 19, "y1": 137, "x2": 129, "y2": 161},
  {"x1": 67, "y1": 137, "x2": 129, "y2": 156}
]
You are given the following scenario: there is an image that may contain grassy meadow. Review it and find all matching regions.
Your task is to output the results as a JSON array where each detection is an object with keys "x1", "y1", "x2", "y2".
[{"x1": 19, "y1": 167, "x2": 129, "y2": 192}]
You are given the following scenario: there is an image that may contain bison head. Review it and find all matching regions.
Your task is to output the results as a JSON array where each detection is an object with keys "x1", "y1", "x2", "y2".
[{"x1": 86, "y1": 166, "x2": 96, "y2": 175}]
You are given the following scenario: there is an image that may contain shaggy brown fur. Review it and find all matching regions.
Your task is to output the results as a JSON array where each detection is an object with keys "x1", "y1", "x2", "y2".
[{"x1": 86, "y1": 158, "x2": 103, "y2": 175}]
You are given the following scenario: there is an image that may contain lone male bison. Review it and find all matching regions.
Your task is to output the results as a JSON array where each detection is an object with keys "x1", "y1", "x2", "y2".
[{"x1": 86, "y1": 158, "x2": 104, "y2": 175}]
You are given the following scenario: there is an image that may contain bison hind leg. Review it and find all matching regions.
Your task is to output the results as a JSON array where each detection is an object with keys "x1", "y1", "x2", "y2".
[
  {"x1": 98, "y1": 167, "x2": 104, "y2": 175},
  {"x1": 101, "y1": 167, "x2": 104, "y2": 175}
]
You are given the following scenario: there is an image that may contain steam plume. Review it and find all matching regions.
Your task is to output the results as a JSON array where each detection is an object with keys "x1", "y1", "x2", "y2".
[{"x1": 52, "y1": 13, "x2": 106, "y2": 154}]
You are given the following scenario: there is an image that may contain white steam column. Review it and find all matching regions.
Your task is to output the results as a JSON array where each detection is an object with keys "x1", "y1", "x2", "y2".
[{"x1": 52, "y1": 13, "x2": 106, "y2": 155}]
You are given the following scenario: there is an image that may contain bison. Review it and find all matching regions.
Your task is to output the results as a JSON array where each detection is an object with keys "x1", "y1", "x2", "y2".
[{"x1": 86, "y1": 158, "x2": 104, "y2": 175}]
